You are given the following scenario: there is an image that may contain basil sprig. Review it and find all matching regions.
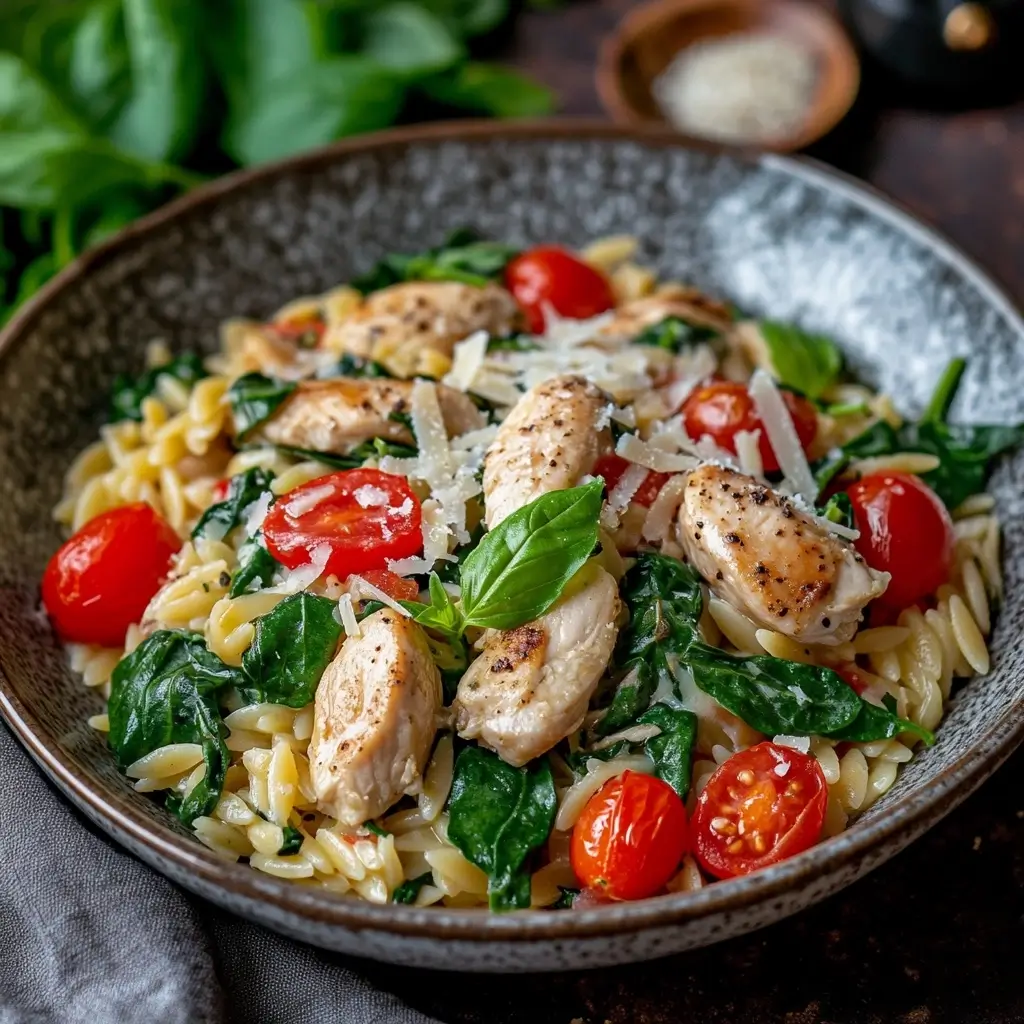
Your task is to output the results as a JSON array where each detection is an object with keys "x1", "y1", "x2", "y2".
[
  {"x1": 228, "y1": 372, "x2": 297, "y2": 439},
  {"x1": 447, "y1": 746, "x2": 557, "y2": 911},
  {"x1": 108, "y1": 630, "x2": 241, "y2": 826}
]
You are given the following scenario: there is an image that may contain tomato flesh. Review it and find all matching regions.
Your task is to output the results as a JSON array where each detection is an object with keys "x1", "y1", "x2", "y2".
[
  {"x1": 846, "y1": 472, "x2": 954, "y2": 610},
  {"x1": 594, "y1": 453, "x2": 670, "y2": 507},
  {"x1": 505, "y1": 246, "x2": 615, "y2": 334},
  {"x1": 692, "y1": 742, "x2": 827, "y2": 879},
  {"x1": 270, "y1": 311, "x2": 325, "y2": 347},
  {"x1": 681, "y1": 381, "x2": 817, "y2": 474},
  {"x1": 263, "y1": 469, "x2": 422, "y2": 580},
  {"x1": 356, "y1": 568, "x2": 420, "y2": 603},
  {"x1": 570, "y1": 771, "x2": 689, "y2": 901},
  {"x1": 42, "y1": 503, "x2": 181, "y2": 647}
]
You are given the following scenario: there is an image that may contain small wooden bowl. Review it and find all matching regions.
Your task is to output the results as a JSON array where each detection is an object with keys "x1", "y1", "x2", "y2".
[{"x1": 597, "y1": 0, "x2": 861, "y2": 151}]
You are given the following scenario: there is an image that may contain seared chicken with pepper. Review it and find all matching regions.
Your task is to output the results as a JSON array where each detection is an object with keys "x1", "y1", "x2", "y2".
[
  {"x1": 310, "y1": 609, "x2": 442, "y2": 826},
  {"x1": 677, "y1": 464, "x2": 890, "y2": 645},
  {"x1": 454, "y1": 562, "x2": 620, "y2": 766},
  {"x1": 482, "y1": 374, "x2": 612, "y2": 529},
  {"x1": 597, "y1": 285, "x2": 733, "y2": 344},
  {"x1": 250, "y1": 378, "x2": 483, "y2": 453}
]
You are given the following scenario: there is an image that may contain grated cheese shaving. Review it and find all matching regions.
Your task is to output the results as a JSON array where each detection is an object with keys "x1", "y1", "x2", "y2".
[
  {"x1": 733, "y1": 429, "x2": 764, "y2": 479},
  {"x1": 616, "y1": 432, "x2": 698, "y2": 473},
  {"x1": 272, "y1": 543, "x2": 330, "y2": 593},
  {"x1": 348, "y1": 575, "x2": 412, "y2": 618},
  {"x1": 748, "y1": 369, "x2": 817, "y2": 500},
  {"x1": 242, "y1": 491, "x2": 274, "y2": 537},
  {"x1": 283, "y1": 483, "x2": 335, "y2": 518},
  {"x1": 442, "y1": 330, "x2": 488, "y2": 392},
  {"x1": 353, "y1": 484, "x2": 390, "y2": 508},
  {"x1": 336, "y1": 593, "x2": 361, "y2": 638},
  {"x1": 663, "y1": 344, "x2": 718, "y2": 411},
  {"x1": 641, "y1": 473, "x2": 690, "y2": 542},
  {"x1": 601, "y1": 462, "x2": 649, "y2": 529}
]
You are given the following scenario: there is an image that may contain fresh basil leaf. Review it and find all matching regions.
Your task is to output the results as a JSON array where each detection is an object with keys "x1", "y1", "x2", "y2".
[
  {"x1": 279, "y1": 825, "x2": 303, "y2": 855},
  {"x1": 230, "y1": 532, "x2": 280, "y2": 597},
  {"x1": 11, "y1": 251, "x2": 58, "y2": 309},
  {"x1": 68, "y1": 0, "x2": 131, "y2": 131},
  {"x1": 81, "y1": 190, "x2": 152, "y2": 248},
  {"x1": 228, "y1": 372, "x2": 297, "y2": 439},
  {"x1": 417, "y1": 62, "x2": 554, "y2": 118},
  {"x1": 192, "y1": 467, "x2": 274, "y2": 541},
  {"x1": 363, "y1": 3, "x2": 463, "y2": 75},
  {"x1": 402, "y1": 573, "x2": 464, "y2": 639},
  {"x1": 758, "y1": 321, "x2": 842, "y2": 399},
  {"x1": 392, "y1": 870, "x2": 432, "y2": 904},
  {"x1": 0, "y1": 51, "x2": 84, "y2": 136},
  {"x1": 108, "y1": 630, "x2": 240, "y2": 825},
  {"x1": 421, "y1": 0, "x2": 510, "y2": 37},
  {"x1": 818, "y1": 491, "x2": 855, "y2": 530},
  {"x1": 240, "y1": 592, "x2": 343, "y2": 708},
  {"x1": 459, "y1": 479, "x2": 603, "y2": 631},
  {"x1": 633, "y1": 316, "x2": 720, "y2": 352},
  {"x1": 447, "y1": 746, "x2": 556, "y2": 911},
  {"x1": 222, "y1": 56, "x2": 405, "y2": 166},
  {"x1": 638, "y1": 704, "x2": 698, "y2": 799},
  {"x1": 109, "y1": 351, "x2": 207, "y2": 422}
]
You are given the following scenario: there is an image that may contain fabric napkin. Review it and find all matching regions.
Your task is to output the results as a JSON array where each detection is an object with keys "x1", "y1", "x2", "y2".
[{"x1": 0, "y1": 721, "x2": 442, "y2": 1024}]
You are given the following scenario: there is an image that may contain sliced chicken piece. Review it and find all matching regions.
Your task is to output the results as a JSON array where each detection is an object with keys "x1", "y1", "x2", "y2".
[
  {"x1": 482, "y1": 374, "x2": 612, "y2": 529},
  {"x1": 453, "y1": 562, "x2": 620, "y2": 767},
  {"x1": 676, "y1": 464, "x2": 889, "y2": 645},
  {"x1": 323, "y1": 281, "x2": 521, "y2": 371},
  {"x1": 250, "y1": 378, "x2": 483, "y2": 453},
  {"x1": 598, "y1": 285, "x2": 733, "y2": 344},
  {"x1": 310, "y1": 609, "x2": 442, "y2": 826}
]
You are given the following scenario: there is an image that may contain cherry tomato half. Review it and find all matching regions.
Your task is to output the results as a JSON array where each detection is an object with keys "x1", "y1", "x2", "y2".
[
  {"x1": 681, "y1": 381, "x2": 817, "y2": 474},
  {"x1": 692, "y1": 742, "x2": 827, "y2": 879},
  {"x1": 505, "y1": 246, "x2": 615, "y2": 334},
  {"x1": 263, "y1": 469, "x2": 422, "y2": 580},
  {"x1": 594, "y1": 453, "x2": 671, "y2": 507},
  {"x1": 846, "y1": 472, "x2": 954, "y2": 610},
  {"x1": 356, "y1": 568, "x2": 420, "y2": 603},
  {"x1": 42, "y1": 503, "x2": 181, "y2": 647},
  {"x1": 571, "y1": 771, "x2": 689, "y2": 901}
]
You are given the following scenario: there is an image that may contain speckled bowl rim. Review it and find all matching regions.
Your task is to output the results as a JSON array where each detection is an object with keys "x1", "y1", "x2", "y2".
[{"x1": 1, "y1": 119, "x2": 1023, "y2": 944}]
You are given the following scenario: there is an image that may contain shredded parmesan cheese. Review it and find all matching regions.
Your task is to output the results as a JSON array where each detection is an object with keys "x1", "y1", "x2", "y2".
[
  {"x1": 283, "y1": 483, "x2": 335, "y2": 518},
  {"x1": 748, "y1": 369, "x2": 817, "y2": 499},
  {"x1": 348, "y1": 575, "x2": 412, "y2": 618},
  {"x1": 442, "y1": 330, "x2": 488, "y2": 392},
  {"x1": 243, "y1": 491, "x2": 274, "y2": 537},
  {"x1": 352, "y1": 484, "x2": 390, "y2": 508},
  {"x1": 601, "y1": 462, "x2": 650, "y2": 529},
  {"x1": 336, "y1": 593, "x2": 361, "y2": 638},
  {"x1": 616, "y1": 433, "x2": 698, "y2": 473},
  {"x1": 733, "y1": 428, "x2": 764, "y2": 479},
  {"x1": 641, "y1": 473, "x2": 690, "y2": 542}
]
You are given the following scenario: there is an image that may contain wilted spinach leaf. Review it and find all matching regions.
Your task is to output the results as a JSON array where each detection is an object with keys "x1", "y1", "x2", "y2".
[
  {"x1": 227, "y1": 372, "x2": 297, "y2": 439},
  {"x1": 392, "y1": 871, "x2": 433, "y2": 904},
  {"x1": 334, "y1": 353, "x2": 392, "y2": 378},
  {"x1": 230, "y1": 531, "x2": 280, "y2": 597},
  {"x1": 637, "y1": 704, "x2": 698, "y2": 799},
  {"x1": 109, "y1": 351, "x2": 207, "y2": 422},
  {"x1": 275, "y1": 436, "x2": 418, "y2": 470},
  {"x1": 279, "y1": 825, "x2": 303, "y2": 855},
  {"x1": 192, "y1": 467, "x2": 274, "y2": 541},
  {"x1": 818, "y1": 491, "x2": 854, "y2": 530},
  {"x1": 447, "y1": 746, "x2": 556, "y2": 911},
  {"x1": 633, "y1": 315, "x2": 720, "y2": 352}
]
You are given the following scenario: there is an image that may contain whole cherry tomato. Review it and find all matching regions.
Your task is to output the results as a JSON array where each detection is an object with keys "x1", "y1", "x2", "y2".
[
  {"x1": 594, "y1": 453, "x2": 671, "y2": 507},
  {"x1": 846, "y1": 472, "x2": 954, "y2": 609},
  {"x1": 682, "y1": 381, "x2": 817, "y2": 474},
  {"x1": 571, "y1": 771, "x2": 689, "y2": 901},
  {"x1": 263, "y1": 469, "x2": 422, "y2": 580},
  {"x1": 505, "y1": 246, "x2": 615, "y2": 334},
  {"x1": 42, "y1": 503, "x2": 181, "y2": 647},
  {"x1": 691, "y1": 742, "x2": 827, "y2": 879}
]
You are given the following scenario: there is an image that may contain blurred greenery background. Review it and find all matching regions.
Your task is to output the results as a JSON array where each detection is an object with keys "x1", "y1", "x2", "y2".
[{"x1": 0, "y1": 0, "x2": 562, "y2": 325}]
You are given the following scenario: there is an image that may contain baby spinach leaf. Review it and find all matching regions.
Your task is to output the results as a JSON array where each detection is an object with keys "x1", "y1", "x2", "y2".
[
  {"x1": 447, "y1": 746, "x2": 556, "y2": 911},
  {"x1": 818, "y1": 491, "x2": 854, "y2": 530},
  {"x1": 459, "y1": 479, "x2": 603, "y2": 631},
  {"x1": 362, "y1": 3, "x2": 463, "y2": 75},
  {"x1": 633, "y1": 315, "x2": 720, "y2": 352},
  {"x1": 351, "y1": 228, "x2": 519, "y2": 294},
  {"x1": 227, "y1": 372, "x2": 297, "y2": 438},
  {"x1": 758, "y1": 321, "x2": 842, "y2": 399},
  {"x1": 638, "y1": 704, "x2": 698, "y2": 799},
  {"x1": 109, "y1": 351, "x2": 207, "y2": 422},
  {"x1": 417, "y1": 62, "x2": 554, "y2": 118},
  {"x1": 486, "y1": 332, "x2": 537, "y2": 353},
  {"x1": 279, "y1": 825, "x2": 303, "y2": 855},
  {"x1": 274, "y1": 436, "x2": 418, "y2": 470},
  {"x1": 392, "y1": 871, "x2": 433, "y2": 904},
  {"x1": 192, "y1": 467, "x2": 274, "y2": 541},
  {"x1": 107, "y1": 630, "x2": 241, "y2": 825},
  {"x1": 334, "y1": 352, "x2": 392, "y2": 378},
  {"x1": 830, "y1": 694, "x2": 934, "y2": 746},
  {"x1": 230, "y1": 532, "x2": 280, "y2": 597},
  {"x1": 240, "y1": 592, "x2": 343, "y2": 708}
]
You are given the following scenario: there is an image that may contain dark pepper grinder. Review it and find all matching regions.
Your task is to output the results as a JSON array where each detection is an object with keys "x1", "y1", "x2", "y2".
[{"x1": 837, "y1": 0, "x2": 1024, "y2": 102}]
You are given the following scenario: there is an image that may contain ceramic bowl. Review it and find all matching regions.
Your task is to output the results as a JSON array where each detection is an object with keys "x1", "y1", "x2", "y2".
[{"x1": 1, "y1": 121, "x2": 1022, "y2": 972}]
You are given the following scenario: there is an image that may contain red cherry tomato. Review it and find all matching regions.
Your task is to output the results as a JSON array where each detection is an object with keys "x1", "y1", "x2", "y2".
[
  {"x1": 835, "y1": 664, "x2": 870, "y2": 695},
  {"x1": 211, "y1": 478, "x2": 231, "y2": 502},
  {"x1": 263, "y1": 469, "x2": 422, "y2": 580},
  {"x1": 570, "y1": 771, "x2": 689, "y2": 901},
  {"x1": 692, "y1": 742, "x2": 827, "y2": 879},
  {"x1": 681, "y1": 382, "x2": 817, "y2": 474},
  {"x1": 269, "y1": 311, "x2": 325, "y2": 347},
  {"x1": 505, "y1": 246, "x2": 615, "y2": 334},
  {"x1": 356, "y1": 568, "x2": 420, "y2": 603},
  {"x1": 594, "y1": 453, "x2": 671, "y2": 507},
  {"x1": 846, "y1": 472, "x2": 954, "y2": 610},
  {"x1": 42, "y1": 503, "x2": 181, "y2": 647}
]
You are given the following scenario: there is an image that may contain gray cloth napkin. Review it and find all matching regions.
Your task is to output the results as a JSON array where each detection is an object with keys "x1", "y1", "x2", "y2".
[{"x1": 0, "y1": 721, "x2": 442, "y2": 1024}]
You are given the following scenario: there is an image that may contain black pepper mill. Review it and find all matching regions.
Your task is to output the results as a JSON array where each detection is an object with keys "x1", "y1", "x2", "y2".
[{"x1": 837, "y1": 0, "x2": 1024, "y2": 102}]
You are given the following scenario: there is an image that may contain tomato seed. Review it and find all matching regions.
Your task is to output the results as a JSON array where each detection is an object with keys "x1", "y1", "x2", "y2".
[
  {"x1": 737, "y1": 769, "x2": 755, "y2": 786},
  {"x1": 727, "y1": 839, "x2": 744, "y2": 854},
  {"x1": 710, "y1": 816, "x2": 735, "y2": 835},
  {"x1": 751, "y1": 833, "x2": 767, "y2": 854}
]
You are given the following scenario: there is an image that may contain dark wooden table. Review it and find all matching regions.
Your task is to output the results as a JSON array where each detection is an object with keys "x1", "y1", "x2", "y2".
[{"x1": 372, "y1": 4, "x2": 1024, "y2": 1023}]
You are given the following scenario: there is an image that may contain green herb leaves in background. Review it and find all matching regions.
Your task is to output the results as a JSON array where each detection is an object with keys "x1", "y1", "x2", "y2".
[
  {"x1": 0, "y1": 0, "x2": 557, "y2": 323},
  {"x1": 447, "y1": 745, "x2": 557, "y2": 911}
]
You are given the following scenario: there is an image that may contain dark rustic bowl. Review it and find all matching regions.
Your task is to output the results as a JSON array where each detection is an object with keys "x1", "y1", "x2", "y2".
[{"x1": 1, "y1": 121, "x2": 1022, "y2": 972}]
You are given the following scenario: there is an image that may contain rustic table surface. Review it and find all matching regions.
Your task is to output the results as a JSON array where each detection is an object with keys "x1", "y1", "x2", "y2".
[{"x1": 367, "y1": 3, "x2": 1024, "y2": 1023}]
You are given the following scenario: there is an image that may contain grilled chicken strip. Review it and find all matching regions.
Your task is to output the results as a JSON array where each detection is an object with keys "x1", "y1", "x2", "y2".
[
  {"x1": 677, "y1": 465, "x2": 889, "y2": 645},
  {"x1": 310, "y1": 609, "x2": 443, "y2": 826},
  {"x1": 482, "y1": 374, "x2": 612, "y2": 529},
  {"x1": 324, "y1": 281, "x2": 521, "y2": 366},
  {"x1": 597, "y1": 286, "x2": 733, "y2": 343},
  {"x1": 250, "y1": 378, "x2": 483, "y2": 453},
  {"x1": 453, "y1": 562, "x2": 620, "y2": 766}
]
